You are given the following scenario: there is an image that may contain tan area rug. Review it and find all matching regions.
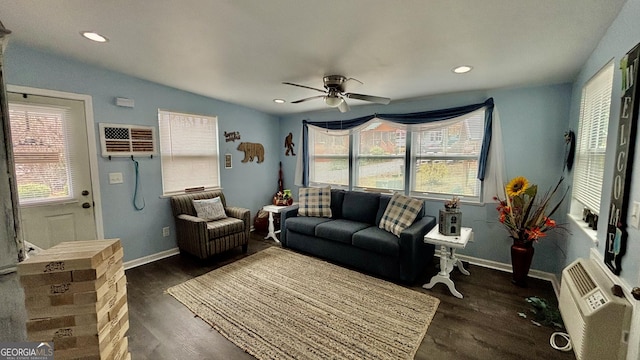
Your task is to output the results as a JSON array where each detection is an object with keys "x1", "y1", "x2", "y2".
[{"x1": 167, "y1": 247, "x2": 439, "y2": 360}]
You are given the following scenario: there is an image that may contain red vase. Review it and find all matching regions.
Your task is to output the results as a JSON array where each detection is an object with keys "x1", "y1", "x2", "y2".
[{"x1": 511, "y1": 240, "x2": 534, "y2": 287}]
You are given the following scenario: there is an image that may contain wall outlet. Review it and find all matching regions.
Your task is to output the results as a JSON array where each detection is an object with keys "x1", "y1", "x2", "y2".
[{"x1": 162, "y1": 226, "x2": 170, "y2": 237}]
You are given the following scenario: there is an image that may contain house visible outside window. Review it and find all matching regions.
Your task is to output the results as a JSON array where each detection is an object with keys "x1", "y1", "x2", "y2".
[
  {"x1": 307, "y1": 109, "x2": 485, "y2": 201},
  {"x1": 572, "y1": 61, "x2": 615, "y2": 215},
  {"x1": 158, "y1": 110, "x2": 220, "y2": 195},
  {"x1": 8, "y1": 104, "x2": 73, "y2": 204},
  {"x1": 354, "y1": 121, "x2": 406, "y2": 191},
  {"x1": 308, "y1": 129, "x2": 349, "y2": 187},
  {"x1": 411, "y1": 110, "x2": 484, "y2": 200}
]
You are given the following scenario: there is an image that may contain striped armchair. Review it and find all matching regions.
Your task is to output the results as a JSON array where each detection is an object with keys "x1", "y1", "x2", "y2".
[{"x1": 170, "y1": 190, "x2": 250, "y2": 259}]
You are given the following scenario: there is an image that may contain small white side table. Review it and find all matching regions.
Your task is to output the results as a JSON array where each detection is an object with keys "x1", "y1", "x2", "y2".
[
  {"x1": 422, "y1": 226, "x2": 473, "y2": 299},
  {"x1": 262, "y1": 203, "x2": 298, "y2": 244}
]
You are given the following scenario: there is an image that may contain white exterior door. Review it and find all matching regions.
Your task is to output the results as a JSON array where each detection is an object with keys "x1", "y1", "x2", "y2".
[{"x1": 8, "y1": 92, "x2": 97, "y2": 249}]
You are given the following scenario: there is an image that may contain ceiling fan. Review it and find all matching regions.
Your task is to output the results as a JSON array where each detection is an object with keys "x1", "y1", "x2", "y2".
[{"x1": 283, "y1": 75, "x2": 391, "y2": 113}]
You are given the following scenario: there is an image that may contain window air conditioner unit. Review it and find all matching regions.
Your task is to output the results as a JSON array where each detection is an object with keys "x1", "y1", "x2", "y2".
[
  {"x1": 558, "y1": 258, "x2": 631, "y2": 360},
  {"x1": 99, "y1": 123, "x2": 156, "y2": 157}
]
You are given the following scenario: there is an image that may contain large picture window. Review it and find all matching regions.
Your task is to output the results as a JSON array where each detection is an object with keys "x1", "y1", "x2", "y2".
[
  {"x1": 306, "y1": 106, "x2": 487, "y2": 202},
  {"x1": 158, "y1": 110, "x2": 220, "y2": 195}
]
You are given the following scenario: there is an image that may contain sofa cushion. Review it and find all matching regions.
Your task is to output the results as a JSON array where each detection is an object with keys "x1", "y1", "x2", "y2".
[
  {"x1": 298, "y1": 186, "x2": 332, "y2": 218},
  {"x1": 352, "y1": 226, "x2": 400, "y2": 256},
  {"x1": 330, "y1": 189, "x2": 345, "y2": 219},
  {"x1": 286, "y1": 216, "x2": 332, "y2": 236},
  {"x1": 379, "y1": 193, "x2": 423, "y2": 237},
  {"x1": 315, "y1": 220, "x2": 371, "y2": 244},
  {"x1": 206, "y1": 217, "x2": 244, "y2": 238},
  {"x1": 193, "y1": 197, "x2": 227, "y2": 221},
  {"x1": 376, "y1": 195, "x2": 392, "y2": 226},
  {"x1": 342, "y1": 192, "x2": 380, "y2": 224}
]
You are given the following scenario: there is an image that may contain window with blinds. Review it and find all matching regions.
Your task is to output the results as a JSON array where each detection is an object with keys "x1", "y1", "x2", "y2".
[
  {"x1": 411, "y1": 110, "x2": 484, "y2": 200},
  {"x1": 8, "y1": 103, "x2": 74, "y2": 204},
  {"x1": 572, "y1": 61, "x2": 615, "y2": 214},
  {"x1": 158, "y1": 110, "x2": 220, "y2": 195}
]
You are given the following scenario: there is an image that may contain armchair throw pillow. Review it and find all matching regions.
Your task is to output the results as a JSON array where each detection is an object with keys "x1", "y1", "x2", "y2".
[
  {"x1": 298, "y1": 186, "x2": 332, "y2": 218},
  {"x1": 193, "y1": 197, "x2": 227, "y2": 221},
  {"x1": 379, "y1": 193, "x2": 423, "y2": 237}
]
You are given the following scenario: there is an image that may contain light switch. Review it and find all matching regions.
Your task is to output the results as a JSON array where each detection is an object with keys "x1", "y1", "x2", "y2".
[
  {"x1": 630, "y1": 201, "x2": 640, "y2": 229},
  {"x1": 109, "y1": 172, "x2": 123, "y2": 184}
]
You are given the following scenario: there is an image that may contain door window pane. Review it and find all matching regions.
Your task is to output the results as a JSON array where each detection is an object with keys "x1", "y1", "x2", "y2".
[{"x1": 9, "y1": 104, "x2": 72, "y2": 204}]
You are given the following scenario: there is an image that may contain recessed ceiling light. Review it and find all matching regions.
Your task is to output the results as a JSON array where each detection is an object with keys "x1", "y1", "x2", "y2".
[
  {"x1": 273, "y1": 99, "x2": 286, "y2": 104},
  {"x1": 453, "y1": 65, "x2": 473, "y2": 74},
  {"x1": 81, "y1": 31, "x2": 108, "y2": 43}
]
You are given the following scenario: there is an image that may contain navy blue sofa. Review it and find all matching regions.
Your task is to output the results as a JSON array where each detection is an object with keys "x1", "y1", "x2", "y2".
[{"x1": 280, "y1": 190, "x2": 436, "y2": 283}]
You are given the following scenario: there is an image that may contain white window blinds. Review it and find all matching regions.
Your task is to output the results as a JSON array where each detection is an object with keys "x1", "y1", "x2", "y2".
[
  {"x1": 8, "y1": 103, "x2": 75, "y2": 204},
  {"x1": 573, "y1": 61, "x2": 615, "y2": 213},
  {"x1": 158, "y1": 110, "x2": 220, "y2": 195}
]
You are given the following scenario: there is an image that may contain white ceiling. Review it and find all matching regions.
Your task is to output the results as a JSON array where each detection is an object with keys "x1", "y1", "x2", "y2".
[{"x1": 0, "y1": 0, "x2": 626, "y2": 115}]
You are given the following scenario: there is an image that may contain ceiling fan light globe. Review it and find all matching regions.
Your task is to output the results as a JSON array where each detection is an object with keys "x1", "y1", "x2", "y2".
[{"x1": 324, "y1": 96, "x2": 343, "y2": 107}]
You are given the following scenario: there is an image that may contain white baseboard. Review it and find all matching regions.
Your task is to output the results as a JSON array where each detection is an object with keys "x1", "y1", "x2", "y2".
[
  {"x1": 435, "y1": 251, "x2": 561, "y2": 296},
  {"x1": 124, "y1": 247, "x2": 180, "y2": 270}
]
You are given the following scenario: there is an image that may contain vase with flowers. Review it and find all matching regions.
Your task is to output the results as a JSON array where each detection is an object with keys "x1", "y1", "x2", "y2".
[{"x1": 495, "y1": 176, "x2": 568, "y2": 286}]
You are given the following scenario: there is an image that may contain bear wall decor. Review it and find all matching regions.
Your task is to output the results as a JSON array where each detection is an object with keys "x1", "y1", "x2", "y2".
[{"x1": 237, "y1": 142, "x2": 265, "y2": 163}]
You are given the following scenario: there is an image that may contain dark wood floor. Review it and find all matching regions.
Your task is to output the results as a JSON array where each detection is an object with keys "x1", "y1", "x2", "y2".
[{"x1": 125, "y1": 232, "x2": 575, "y2": 360}]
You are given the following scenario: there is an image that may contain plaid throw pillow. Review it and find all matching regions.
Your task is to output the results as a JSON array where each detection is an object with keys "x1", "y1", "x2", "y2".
[
  {"x1": 193, "y1": 197, "x2": 227, "y2": 221},
  {"x1": 379, "y1": 193, "x2": 423, "y2": 237},
  {"x1": 298, "y1": 187, "x2": 332, "y2": 218}
]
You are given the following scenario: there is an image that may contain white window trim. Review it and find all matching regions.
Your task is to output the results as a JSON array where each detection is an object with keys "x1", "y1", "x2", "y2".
[{"x1": 570, "y1": 60, "x2": 615, "y2": 217}]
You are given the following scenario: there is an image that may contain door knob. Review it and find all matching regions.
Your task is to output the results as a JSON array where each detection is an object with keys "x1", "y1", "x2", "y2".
[
  {"x1": 82, "y1": 190, "x2": 90, "y2": 196},
  {"x1": 82, "y1": 202, "x2": 91, "y2": 209}
]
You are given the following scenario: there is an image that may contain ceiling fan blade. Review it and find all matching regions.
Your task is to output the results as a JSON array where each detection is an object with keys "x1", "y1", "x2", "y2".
[
  {"x1": 338, "y1": 99, "x2": 350, "y2": 113},
  {"x1": 282, "y1": 82, "x2": 326, "y2": 93},
  {"x1": 345, "y1": 93, "x2": 391, "y2": 105},
  {"x1": 291, "y1": 95, "x2": 325, "y2": 104}
]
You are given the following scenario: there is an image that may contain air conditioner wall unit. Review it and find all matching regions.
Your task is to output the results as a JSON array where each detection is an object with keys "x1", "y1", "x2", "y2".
[
  {"x1": 559, "y1": 258, "x2": 631, "y2": 360},
  {"x1": 99, "y1": 123, "x2": 156, "y2": 157}
]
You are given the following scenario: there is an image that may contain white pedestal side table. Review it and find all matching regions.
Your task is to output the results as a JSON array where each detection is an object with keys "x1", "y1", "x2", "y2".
[
  {"x1": 422, "y1": 226, "x2": 473, "y2": 298},
  {"x1": 262, "y1": 203, "x2": 298, "y2": 244}
]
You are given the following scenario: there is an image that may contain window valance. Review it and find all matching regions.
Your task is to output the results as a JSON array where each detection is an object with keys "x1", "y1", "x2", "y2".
[{"x1": 300, "y1": 98, "x2": 494, "y2": 186}]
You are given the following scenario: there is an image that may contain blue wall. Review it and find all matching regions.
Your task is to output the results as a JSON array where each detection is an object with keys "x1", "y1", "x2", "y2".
[
  {"x1": 565, "y1": 0, "x2": 640, "y2": 288},
  {"x1": 4, "y1": 44, "x2": 280, "y2": 262},
  {"x1": 279, "y1": 84, "x2": 573, "y2": 274},
  {"x1": 6, "y1": 0, "x2": 639, "y2": 280}
]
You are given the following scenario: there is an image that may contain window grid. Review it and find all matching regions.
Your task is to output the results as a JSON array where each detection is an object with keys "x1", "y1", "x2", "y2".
[{"x1": 308, "y1": 110, "x2": 485, "y2": 201}]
